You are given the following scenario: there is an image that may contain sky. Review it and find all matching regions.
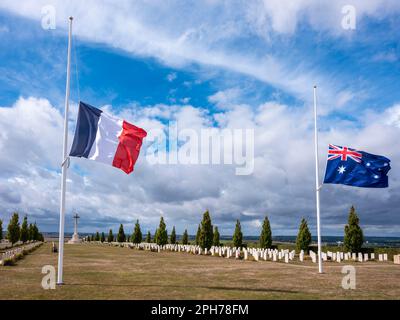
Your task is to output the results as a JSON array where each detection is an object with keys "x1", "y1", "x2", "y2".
[{"x1": 0, "y1": 0, "x2": 399, "y2": 237}]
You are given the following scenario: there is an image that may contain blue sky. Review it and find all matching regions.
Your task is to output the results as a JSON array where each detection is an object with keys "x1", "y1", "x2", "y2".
[{"x1": 0, "y1": 1, "x2": 399, "y2": 237}]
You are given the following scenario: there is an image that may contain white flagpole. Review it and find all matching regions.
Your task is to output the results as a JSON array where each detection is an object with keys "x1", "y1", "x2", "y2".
[
  {"x1": 57, "y1": 16, "x2": 73, "y2": 285},
  {"x1": 313, "y1": 85, "x2": 323, "y2": 274}
]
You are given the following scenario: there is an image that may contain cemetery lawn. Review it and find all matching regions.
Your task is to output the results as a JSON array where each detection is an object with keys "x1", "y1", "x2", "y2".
[{"x1": 1, "y1": 242, "x2": 400, "y2": 300}]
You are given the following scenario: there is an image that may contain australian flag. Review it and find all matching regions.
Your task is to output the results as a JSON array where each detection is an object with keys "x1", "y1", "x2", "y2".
[{"x1": 323, "y1": 144, "x2": 391, "y2": 188}]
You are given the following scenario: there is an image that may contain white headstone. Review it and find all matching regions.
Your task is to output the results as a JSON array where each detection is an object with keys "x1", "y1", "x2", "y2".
[
  {"x1": 383, "y1": 254, "x2": 388, "y2": 261},
  {"x1": 364, "y1": 253, "x2": 368, "y2": 262},
  {"x1": 358, "y1": 253, "x2": 363, "y2": 262},
  {"x1": 284, "y1": 253, "x2": 289, "y2": 263},
  {"x1": 309, "y1": 250, "x2": 317, "y2": 263},
  {"x1": 299, "y1": 251, "x2": 304, "y2": 262},
  {"x1": 254, "y1": 252, "x2": 259, "y2": 261}
]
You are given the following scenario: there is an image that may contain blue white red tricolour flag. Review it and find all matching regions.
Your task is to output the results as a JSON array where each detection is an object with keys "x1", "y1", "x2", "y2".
[
  {"x1": 69, "y1": 102, "x2": 147, "y2": 174},
  {"x1": 323, "y1": 144, "x2": 391, "y2": 188}
]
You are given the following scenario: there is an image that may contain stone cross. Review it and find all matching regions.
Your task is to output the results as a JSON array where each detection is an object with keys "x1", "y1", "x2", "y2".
[
  {"x1": 68, "y1": 212, "x2": 81, "y2": 244},
  {"x1": 73, "y1": 213, "x2": 80, "y2": 235}
]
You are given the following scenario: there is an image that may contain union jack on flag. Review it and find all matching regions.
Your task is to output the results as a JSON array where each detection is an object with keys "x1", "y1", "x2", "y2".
[{"x1": 327, "y1": 144, "x2": 362, "y2": 163}]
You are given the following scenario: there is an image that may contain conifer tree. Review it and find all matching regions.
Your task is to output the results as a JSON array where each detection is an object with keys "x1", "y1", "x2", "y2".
[
  {"x1": 259, "y1": 216, "x2": 272, "y2": 249},
  {"x1": 20, "y1": 216, "x2": 29, "y2": 243},
  {"x1": 199, "y1": 211, "x2": 213, "y2": 249},
  {"x1": 344, "y1": 206, "x2": 364, "y2": 252},
  {"x1": 213, "y1": 226, "x2": 220, "y2": 246},
  {"x1": 182, "y1": 229, "x2": 189, "y2": 245},
  {"x1": 91, "y1": 234, "x2": 94, "y2": 241},
  {"x1": 87, "y1": 235, "x2": 91, "y2": 242},
  {"x1": 132, "y1": 220, "x2": 143, "y2": 244},
  {"x1": 32, "y1": 221, "x2": 40, "y2": 241},
  {"x1": 7, "y1": 212, "x2": 20, "y2": 244},
  {"x1": 0, "y1": 219, "x2": 3, "y2": 241},
  {"x1": 195, "y1": 225, "x2": 201, "y2": 245},
  {"x1": 154, "y1": 228, "x2": 158, "y2": 244},
  {"x1": 28, "y1": 223, "x2": 34, "y2": 241},
  {"x1": 95, "y1": 231, "x2": 100, "y2": 241},
  {"x1": 145, "y1": 231, "x2": 151, "y2": 243},
  {"x1": 155, "y1": 217, "x2": 168, "y2": 246},
  {"x1": 232, "y1": 219, "x2": 243, "y2": 248},
  {"x1": 107, "y1": 229, "x2": 113, "y2": 242},
  {"x1": 170, "y1": 226, "x2": 176, "y2": 244},
  {"x1": 100, "y1": 232, "x2": 105, "y2": 242},
  {"x1": 296, "y1": 218, "x2": 312, "y2": 252},
  {"x1": 117, "y1": 224, "x2": 126, "y2": 243}
]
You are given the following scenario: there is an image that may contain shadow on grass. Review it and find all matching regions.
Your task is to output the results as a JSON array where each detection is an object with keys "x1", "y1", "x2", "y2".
[{"x1": 64, "y1": 283, "x2": 298, "y2": 294}]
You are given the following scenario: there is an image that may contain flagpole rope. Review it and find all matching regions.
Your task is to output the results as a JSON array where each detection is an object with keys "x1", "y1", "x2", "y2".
[{"x1": 73, "y1": 33, "x2": 81, "y2": 103}]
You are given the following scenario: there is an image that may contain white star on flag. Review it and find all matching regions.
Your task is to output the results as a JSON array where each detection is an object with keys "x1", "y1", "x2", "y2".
[{"x1": 338, "y1": 165, "x2": 346, "y2": 174}]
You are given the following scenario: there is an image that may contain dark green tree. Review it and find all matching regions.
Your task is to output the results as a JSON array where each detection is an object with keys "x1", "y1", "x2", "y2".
[
  {"x1": 7, "y1": 212, "x2": 20, "y2": 244},
  {"x1": 20, "y1": 216, "x2": 29, "y2": 243},
  {"x1": 170, "y1": 226, "x2": 176, "y2": 244},
  {"x1": 155, "y1": 217, "x2": 168, "y2": 246},
  {"x1": 199, "y1": 211, "x2": 214, "y2": 249},
  {"x1": 145, "y1": 231, "x2": 151, "y2": 243},
  {"x1": 95, "y1": 231, "x2": 100, "y2": 241},
  {"x1": 107, "y1": 229, "x2": 113, "y2": 242},
  {"x1": 0, "y1": 219, "x2": 3, "y2": 241},
  {"x1": 232, "y1": 219, "x2": 243, "y2": 248},
  {"x1": 33, "y1": 223, "x2": 40, "y2": 241},
  {"x1": 259, "y1": 216, "x2": 272, "y2": 248},
  {"x1": 296, "y1": 218, "x2": 312, "y2": 252},
  {"x1": 154, "y1": 228, "x2": 158, "y2": 244},
  {"x1": 213, "y1": 226, "x2": 220, "y2": 246},
  {"x1": 100, "y1": 232, "x2": 105, "y2": 242},
  {"x1": 182, "y1": 229, "x2": 189, "y2": 245},
  {"x1": 87, "y1": 235, "x2": 91, "y2": 242},
  {"x1": 195, "y1": 225, "x2": 201, "y2": 245},
  {"x1": 132, "y1": 220, "x2": 142, "y2": 244},
  {"x1": 117, "y1": 224, "x2": 126, "y2": 243},
  {"x1": 91, "y1": 234, "x2": 95, "y2": 241},
  {"x1": 344, "y1": 206, "x2": 364, "y2": 252},
  {"x1": 28, "y1": 223, "x2": 34, "y2": 241}
]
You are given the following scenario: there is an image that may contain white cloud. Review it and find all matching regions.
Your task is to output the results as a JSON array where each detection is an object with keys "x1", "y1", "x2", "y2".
[
  {"x1": 166, "y1": 72, "x2": 177, "y2": 82},
  {"x1": 371, "y1": 51, "x2": 398, "y2": 63},
  {"x1": 208, "y1": 87, "x2": 242, "y2": 110},
  {"x1": 2, "y1": 0, "x2": 399, "y2": 110},
  {"x1": 0, "y1": 96, "x2": 399, "y2": 236}
]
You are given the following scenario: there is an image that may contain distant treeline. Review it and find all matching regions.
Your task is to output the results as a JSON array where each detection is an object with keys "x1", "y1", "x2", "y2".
[
  {"x1": 85, "y1": 206, "x2": 364, "y2": 253},
  {"x1": 0, "y1": 212, "x2": 44, "y2": 244}
]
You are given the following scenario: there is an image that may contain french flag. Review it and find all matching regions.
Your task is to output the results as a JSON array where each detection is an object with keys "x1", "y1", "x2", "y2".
[{"x1": 69, "y1": 102, "x2": 147, "y2": 174}]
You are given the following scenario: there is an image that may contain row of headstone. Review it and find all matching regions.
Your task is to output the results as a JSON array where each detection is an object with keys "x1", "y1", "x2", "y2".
[
  {"x1": 0, "y1": 241, "x2": 42, "y2": 265},
  {"x1": 311, "y1": 251, "x2": 388, "y2": 263},
  {"x1": 100, "y1": 242, "x2": 391, "y2": 264}
]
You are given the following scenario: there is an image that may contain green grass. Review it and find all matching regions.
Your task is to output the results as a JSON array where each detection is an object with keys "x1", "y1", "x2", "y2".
[{"x1": 0, "y1": 242, "x2": 399, "y2": 300}]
